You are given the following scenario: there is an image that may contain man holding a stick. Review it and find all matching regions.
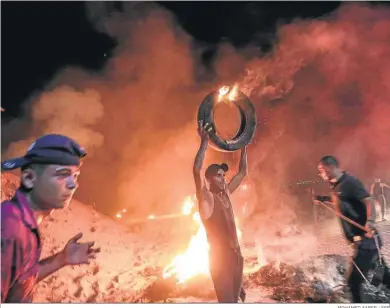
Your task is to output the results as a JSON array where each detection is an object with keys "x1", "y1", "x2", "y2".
[{"x1": 314, "y1": 155, "x2": 390, "y2": 303}]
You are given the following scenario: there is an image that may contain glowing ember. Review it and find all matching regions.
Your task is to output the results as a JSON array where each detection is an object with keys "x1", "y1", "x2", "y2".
[
  {"x1": 163, "y1": 195, "x2": 242, "y2": 283},
  {"x1": 122, "y1": 209, "x2": 127, "y2": 213},
  {"x1": 148, "y1": 215, "x2": 156, "y2": 220},
  {"x1": 116, "y1": 213, "x2": 122, "y2": 219}
]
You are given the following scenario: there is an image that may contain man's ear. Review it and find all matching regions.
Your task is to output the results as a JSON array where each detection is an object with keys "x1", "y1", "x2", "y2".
[{"x1": 21, "y1": 168, "x2": 38, "y2": 190}]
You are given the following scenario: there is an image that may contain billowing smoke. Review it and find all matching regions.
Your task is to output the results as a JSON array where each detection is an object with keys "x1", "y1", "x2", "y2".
[
  {"x1": 4, "y1": 86, "x2": 104, "y2": 158},
  {"x1": 238, "y1": 3, "x2": 390, "y2": 184},
  {"x1": 2, "y1": 2, "x2": 222, "y2": 217},
  {"x1": 234, "y1": 3, "x2": 390, "y2": 262},
  {"x1": 2, "y1": 1, "x2": 390, "y2": 233}
]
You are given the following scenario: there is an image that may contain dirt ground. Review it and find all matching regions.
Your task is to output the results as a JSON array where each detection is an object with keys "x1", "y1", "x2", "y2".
[{"x1": 1, "y1": 173, "x2": 390, "y2": 303}]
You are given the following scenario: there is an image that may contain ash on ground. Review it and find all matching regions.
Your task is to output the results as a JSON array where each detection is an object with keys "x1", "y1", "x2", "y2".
[
  {"x1": 138, "y1": 254, "x2": 390, "y2": 303},
  {"x1": 244, "y1": 254, "x2": 390, "y2": 303}
]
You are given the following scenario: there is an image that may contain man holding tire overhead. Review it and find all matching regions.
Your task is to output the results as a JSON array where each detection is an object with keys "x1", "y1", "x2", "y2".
[{"x1": 193, "y1": 120, "x2": 248, "y2": 303}]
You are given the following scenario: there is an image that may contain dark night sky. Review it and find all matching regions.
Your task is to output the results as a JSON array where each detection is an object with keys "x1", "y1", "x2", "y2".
[{"x1": 1, "y1": 1, "x2": 343, "y2": 119}]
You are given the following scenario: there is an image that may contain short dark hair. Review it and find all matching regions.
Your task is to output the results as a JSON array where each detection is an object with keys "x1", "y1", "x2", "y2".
[
  {"x1": 319, "y1": 155, "x2": 339, "y2": 167},
  {"x1": 21, "y1": 163, "x2": 46, "y2": 173},
  {"x1": 19, "y1": 164, "x2": 47, "y2": 192}
]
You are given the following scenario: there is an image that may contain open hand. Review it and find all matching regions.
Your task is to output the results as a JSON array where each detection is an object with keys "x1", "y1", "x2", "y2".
[{"x1": 62, "y1": 232, "x2": 100, "y2": 265}]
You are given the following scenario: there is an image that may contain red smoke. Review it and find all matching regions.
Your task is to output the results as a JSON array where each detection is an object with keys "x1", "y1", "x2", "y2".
[{"x1": 3, "y1": 2, "x2": 390, "y2": 221}]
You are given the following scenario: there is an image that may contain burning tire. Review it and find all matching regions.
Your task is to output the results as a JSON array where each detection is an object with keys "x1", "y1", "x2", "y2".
[{"x1": 197, "y1": 87, "x2": 257, "y2": 152}]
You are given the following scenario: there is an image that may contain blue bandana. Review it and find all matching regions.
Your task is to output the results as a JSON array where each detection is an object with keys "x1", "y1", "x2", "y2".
[{"x1": 1, "y1": 134, "x2": 87, "y2": 170}]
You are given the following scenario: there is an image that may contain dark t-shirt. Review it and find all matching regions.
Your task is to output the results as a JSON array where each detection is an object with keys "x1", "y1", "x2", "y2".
[{"x1": 332, "y1": 173, "x2": 370, "y2": 242}]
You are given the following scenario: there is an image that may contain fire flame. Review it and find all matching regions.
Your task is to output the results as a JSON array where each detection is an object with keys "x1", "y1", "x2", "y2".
[
  {"x1": 217, "y1": 85, "x2": 239, "y2": 102},
  {"x1": 163, "y1": 195, "x2": 242, "y2": 283}
]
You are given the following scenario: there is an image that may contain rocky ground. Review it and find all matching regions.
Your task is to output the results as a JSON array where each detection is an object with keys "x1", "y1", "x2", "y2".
[{"x1": 1, "y1": 173, "x2": 390, "y2": 303}]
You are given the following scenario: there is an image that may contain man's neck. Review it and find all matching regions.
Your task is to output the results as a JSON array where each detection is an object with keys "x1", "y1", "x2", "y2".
[
  {"x1": 330, "y1": 169, "x2": 344, "y2": 183},
  {"x1": 25, "y1": 193, "x2": 51, "y2": 225}
]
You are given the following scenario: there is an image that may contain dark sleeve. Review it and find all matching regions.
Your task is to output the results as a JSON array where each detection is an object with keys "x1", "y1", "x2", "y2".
[
  {"x1": 1, "y1": 217, "x2": 23, "y2": 303},
  {"x1": 345, "y1": 177, "x2": 370, "y2": 201}
]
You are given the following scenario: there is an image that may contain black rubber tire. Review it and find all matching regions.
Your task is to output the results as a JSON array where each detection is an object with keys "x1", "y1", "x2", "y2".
[{"x1": 197, "y1": 89, "x2": 257, "y2": 152}]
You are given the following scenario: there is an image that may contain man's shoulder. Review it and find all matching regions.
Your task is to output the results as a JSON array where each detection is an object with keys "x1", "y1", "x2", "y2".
[
  {"x1": 2, "y1": 198, "x2": 20, "y2": 215},
  {"x1": 341, "y1": 173, "x2": 363, "y2": 186},
  {"x1": 1, "y1": 199, "x2": 24, "y2": 236}
]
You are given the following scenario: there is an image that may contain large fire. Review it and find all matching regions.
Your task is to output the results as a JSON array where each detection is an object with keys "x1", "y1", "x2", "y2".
[{"x1": 163, "y1": 194, "x2": 242, "y2": 283}]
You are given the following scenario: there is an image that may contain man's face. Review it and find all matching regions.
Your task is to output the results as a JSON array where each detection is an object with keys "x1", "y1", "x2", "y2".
[
  {"x1": 375, "y1": 178, "x2": 381, "y2": 183},
  {"x1": 210, "y1": 169, "x2": 226, "y2": 190},
  {"x1": 317, "y1": 163, "x2": 334, "y2": 182},
  {"x1": 27, "y1": 164, "x2": 80, "y2": 211}
]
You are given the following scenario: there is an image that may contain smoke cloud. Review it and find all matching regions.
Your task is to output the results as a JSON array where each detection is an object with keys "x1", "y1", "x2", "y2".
[{"x1": 2, "y1": 2, "x2": 390, "y2": 230}]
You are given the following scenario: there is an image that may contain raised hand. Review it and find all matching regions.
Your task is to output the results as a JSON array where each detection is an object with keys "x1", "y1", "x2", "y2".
[{"x1": 198, "y1": 120, "x2": 212, "y2": 141}]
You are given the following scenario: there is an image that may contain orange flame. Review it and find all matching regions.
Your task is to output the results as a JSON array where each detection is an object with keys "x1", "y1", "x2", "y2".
[
  {"x1": 228, "y1": 85, "x2": 238, "y2": 101},
  {"x1": 163, "y1": 195, "x2": 242, "y2": 283},
  {"x1": 218, "y1": 85, "x2": 239, "y2": 102}
]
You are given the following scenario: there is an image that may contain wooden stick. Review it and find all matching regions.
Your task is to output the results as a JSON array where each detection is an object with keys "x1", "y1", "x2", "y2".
[{"x1": 318, "y1": 201, "x2": 369, "y2": 232}]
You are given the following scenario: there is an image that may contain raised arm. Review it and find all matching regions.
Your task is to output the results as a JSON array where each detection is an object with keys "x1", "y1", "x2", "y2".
[
  {"x1": 193, "y1": 137, "x2": 208, "y2": 194},
  {"x1": 193, "y1": 121, "x2": 213, "y2": 218},
  {"x1": 381, "y1": 182, "x2": 390, "y2": 189},
  {"x1": 228, "y1": 146, "x2": 248, "y2": 194}
]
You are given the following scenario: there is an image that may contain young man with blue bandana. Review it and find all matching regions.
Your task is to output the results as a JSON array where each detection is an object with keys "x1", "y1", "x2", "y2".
[{"x1": 1, "y1": 134, "x2": 100, "y2": 303}]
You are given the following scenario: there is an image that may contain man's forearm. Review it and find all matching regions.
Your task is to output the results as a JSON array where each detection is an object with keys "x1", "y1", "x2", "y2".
[
  {"x1": 238, "y1": 148, "x2": 248, "y2": 175},
  {"x1": 37, "y1": 252, "x2": 66, "y2": 282},
  {"x1": 193, "y1": 140, "x2": 208, "y2": 172}
]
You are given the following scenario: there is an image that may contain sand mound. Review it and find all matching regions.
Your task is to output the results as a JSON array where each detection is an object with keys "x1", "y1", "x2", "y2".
[{"x1": 2, "y1": 173, "x2": 390, "y2": 303}]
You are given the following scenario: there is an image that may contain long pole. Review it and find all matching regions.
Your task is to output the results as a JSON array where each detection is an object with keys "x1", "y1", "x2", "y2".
[{"x1": 318, "y1": 201, "x2": 368, "y2": 232}]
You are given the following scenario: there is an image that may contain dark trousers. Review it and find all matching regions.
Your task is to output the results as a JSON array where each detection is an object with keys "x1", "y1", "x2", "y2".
[
  {"x1": 209, "y1": 246, "x2": 244, "y2": 303},
  {"x1": 348, "y1": 246, "x2": 390, "y2": 303}
]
